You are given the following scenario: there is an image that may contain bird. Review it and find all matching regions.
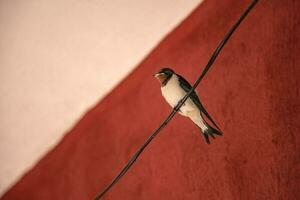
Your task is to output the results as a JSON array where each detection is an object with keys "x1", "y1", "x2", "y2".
[{"x1": 153, "y1": 68, "x2": 222, "y2": 144}]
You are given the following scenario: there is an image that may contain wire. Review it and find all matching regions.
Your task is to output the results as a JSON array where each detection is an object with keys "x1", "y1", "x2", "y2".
[{"x1": 93, "y1": 0, "x2": 259, "y2": 199}]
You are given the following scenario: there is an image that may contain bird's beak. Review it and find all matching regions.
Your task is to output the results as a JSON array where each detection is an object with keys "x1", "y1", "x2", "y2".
[{"x1": 153, "y1": 72, "x2": 162, "y2": 78}]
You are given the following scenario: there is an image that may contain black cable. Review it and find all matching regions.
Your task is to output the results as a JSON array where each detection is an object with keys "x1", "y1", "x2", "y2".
[{"x1": 94, "y1": 0, "x2": 259, "y2": 199}]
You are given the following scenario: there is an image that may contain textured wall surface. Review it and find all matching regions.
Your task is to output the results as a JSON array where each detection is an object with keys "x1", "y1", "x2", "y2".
[
  {"x1": 0, "y1": 0, "x2": 202, "y2": 195},
  {"x1": 2, "y1": 0, "x2": 300, "y2": 199}
]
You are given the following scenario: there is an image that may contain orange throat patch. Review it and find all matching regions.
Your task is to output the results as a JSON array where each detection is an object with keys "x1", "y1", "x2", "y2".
[{"x1": 156, "y1": 74, "x2": 167, "y2": 85}]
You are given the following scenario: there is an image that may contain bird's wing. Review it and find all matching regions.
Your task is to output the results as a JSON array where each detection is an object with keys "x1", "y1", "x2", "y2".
[{"x1": 177, "y1": 74, "x2": 221, "y2": 131}]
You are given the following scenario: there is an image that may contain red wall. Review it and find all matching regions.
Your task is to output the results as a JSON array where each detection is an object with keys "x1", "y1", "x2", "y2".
[{"x1": 2, "y1": 0, "x2": 300, "y2": 199}]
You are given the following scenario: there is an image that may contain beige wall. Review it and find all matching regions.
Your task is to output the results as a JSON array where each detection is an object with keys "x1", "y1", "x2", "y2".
[{"x1": 0, "y1": 0, "x2": 202, "y2": 196}]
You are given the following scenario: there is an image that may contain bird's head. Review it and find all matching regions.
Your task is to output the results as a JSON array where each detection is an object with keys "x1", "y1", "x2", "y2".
[{"x1": 153, "y1": 68, "x2": 174, "y2": 86}]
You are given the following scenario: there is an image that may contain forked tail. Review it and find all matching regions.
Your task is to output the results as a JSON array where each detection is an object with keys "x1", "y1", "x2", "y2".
[{"x1": 202, "y1": 123, "x2": 222, "y2": 144}]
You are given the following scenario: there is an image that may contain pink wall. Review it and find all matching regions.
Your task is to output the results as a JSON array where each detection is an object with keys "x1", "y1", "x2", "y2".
[{"x1": 0, "y1": 0, "x2": 201, "y2": 195}]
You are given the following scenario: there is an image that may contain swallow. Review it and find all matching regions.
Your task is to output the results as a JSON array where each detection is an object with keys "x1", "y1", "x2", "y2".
[{"x1": 153, "y1": 68, "x2": 222, "y2": 144}]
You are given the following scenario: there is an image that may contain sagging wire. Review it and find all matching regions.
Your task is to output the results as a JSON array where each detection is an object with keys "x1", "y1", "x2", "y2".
[{"x1": 94, "y1": 0, "x2": 259, "y2": 199}]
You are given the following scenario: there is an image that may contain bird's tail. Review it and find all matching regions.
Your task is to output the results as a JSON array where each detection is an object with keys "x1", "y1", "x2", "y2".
[{"x1": 202, "y1": 123, "x2": 222, "y2": 144}]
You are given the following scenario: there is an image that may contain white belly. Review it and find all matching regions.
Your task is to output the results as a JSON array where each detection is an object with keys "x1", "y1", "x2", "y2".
[{"x1": 161, "y1": 74, "x2": 197, "y2": 116}]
